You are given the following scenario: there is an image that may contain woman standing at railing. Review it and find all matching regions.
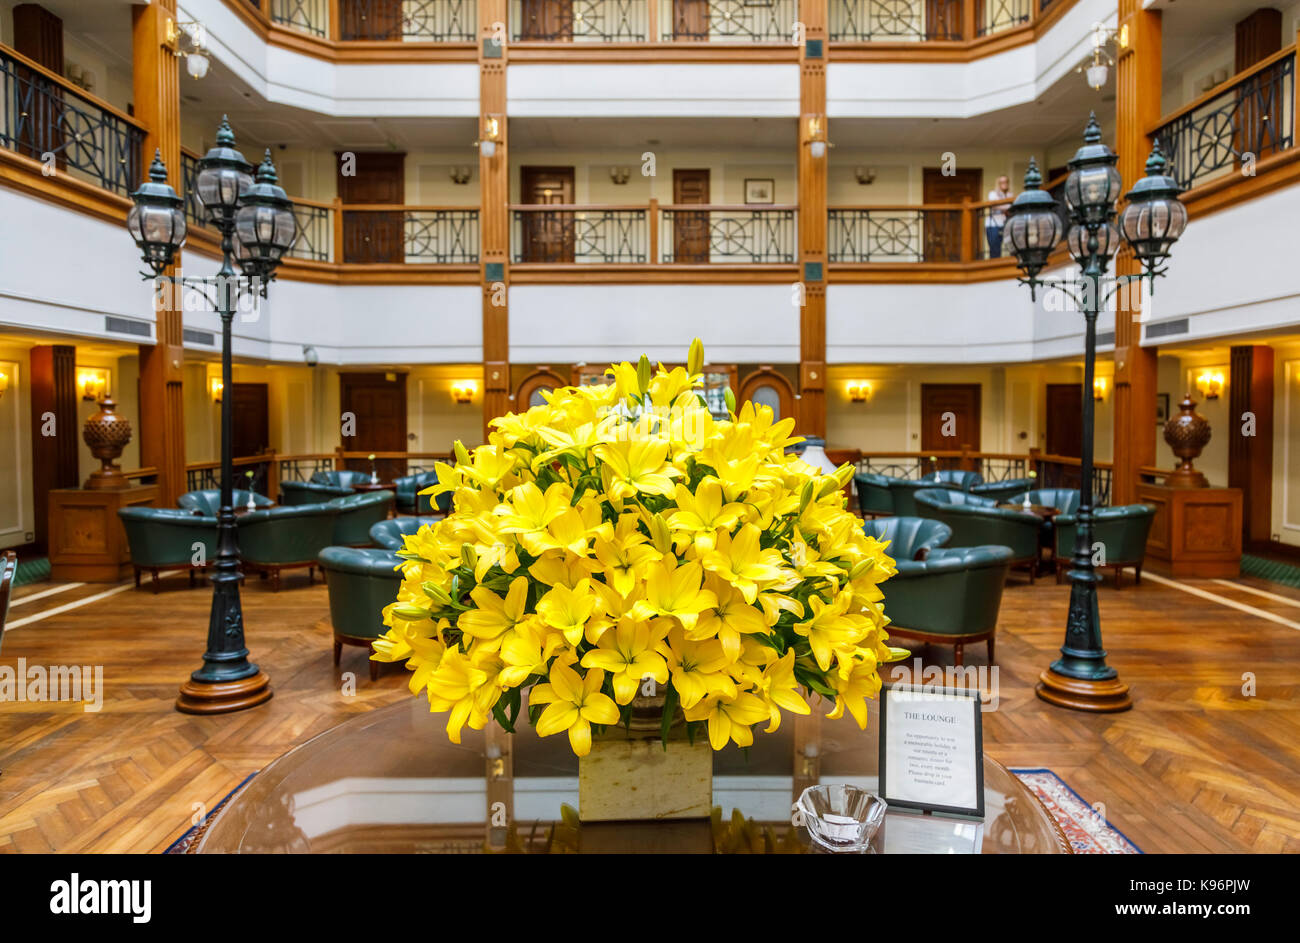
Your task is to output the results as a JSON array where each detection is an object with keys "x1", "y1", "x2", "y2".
[{"x1": 985, "y1": 174, "x2": 1013, "y2": 258}]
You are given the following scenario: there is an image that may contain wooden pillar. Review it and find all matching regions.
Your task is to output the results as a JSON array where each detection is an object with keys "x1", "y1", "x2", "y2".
[
  {"x1": 479, "y1": 2, "x2": 509, "y2": 442},
  {"x1": 29, "y1": 345, "x2": 78, "y2": 552},
  {"x1": 133, "y1": 1, "x2": 186, "y2": 505},
  {"x1": 797, "y1": 0, "x2": 828, "y2": 439},
  {"x1": 1229, "y1": 345, "x2": 1274, "y2": 546},
  {"x1": 1111, "y1": 0, "x2": 1161, "y2": 506}
]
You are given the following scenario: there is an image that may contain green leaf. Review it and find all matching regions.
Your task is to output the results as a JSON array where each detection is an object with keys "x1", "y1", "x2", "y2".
[
  {"x1": 491, "y1": 701, "x2": 516, "y2": 734},
  {"x1": 660, "y1": 684, "x2": 680, "y2": 750}
]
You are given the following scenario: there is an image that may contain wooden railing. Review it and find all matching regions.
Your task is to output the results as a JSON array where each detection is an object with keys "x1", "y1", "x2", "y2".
[
  {"x1": 841, "y1": 448, "x2": 1114, "y2": 505},
  {"x1": 830, "y1": 0, "x2": 1062, "y2": 43}
]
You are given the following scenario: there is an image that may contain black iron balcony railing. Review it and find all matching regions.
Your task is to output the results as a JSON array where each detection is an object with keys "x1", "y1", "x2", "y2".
[
  {"x1": 830, "y1": 0, "x2": 961, "y2": 42},
  {"x1": 271, "y1": 0, "x2": 329, "y2": 37},
  {"x1": 1152, "y1": 46, "x2": 1296, "y2": 192},
  {"x1": 288, "y1": 201, "x2": 333, "y2": 262},
  {"x1": 658, "y1": 0, "x2": 796, "y2": 42},
  {"x1": 660, "y1": 205, "x2": 796, "y2": 263},
  {"x1": 511, "y1": 0, "x2": 648, "y2": 41},
  {"x1": 341, "y1": 206, "x2": 480, "y2": 263},
  {"x1": 339, "y1": 0, "x2": 477, "y2": 41},
  {"x1": 976, "y1": 0, "x2": 1031, "y2": 37},
  {"x1": 829, "y1": 206, "x2": 966, "y2": 262},
  {"x1": 0, "y1": 45, "x2": 144, "y2": 198},
  {"x1": 511, "y1": 206, "x2": 649, "y2": 262}
]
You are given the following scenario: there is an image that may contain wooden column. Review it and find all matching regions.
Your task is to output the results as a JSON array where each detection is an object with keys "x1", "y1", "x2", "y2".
[
  {"x1": 479, "y1": 2, "x2": 509, "y2": 442},
  {"x1": 1111, "y1": 0, "x2": 1161, "y2": 506},
  {"x1": 1229, "y1": 345, "x2": 1274, "y2": 545},
  {"x1": 133, "y1": 1, "x2": 186, "y2": 505},
  {"x1": 797, "y1": 0, "x2": 828, "y2": 439},
  {"x1": 29, "y1": 345, "x2": 78, "y2": 551}
]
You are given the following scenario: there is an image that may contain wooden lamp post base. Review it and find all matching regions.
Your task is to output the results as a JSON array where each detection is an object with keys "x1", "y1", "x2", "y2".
[
  {"x1": 1035, "y1": 668, "x2": 1131, "y2": 713},
  {"x1": 176, "y1": 672, "x2": 273, "y2": 714}
]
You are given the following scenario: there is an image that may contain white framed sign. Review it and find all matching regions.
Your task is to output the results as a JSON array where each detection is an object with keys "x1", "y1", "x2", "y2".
[{"x1": 879, "y1": 683, "x2": 984, "y2": 818}]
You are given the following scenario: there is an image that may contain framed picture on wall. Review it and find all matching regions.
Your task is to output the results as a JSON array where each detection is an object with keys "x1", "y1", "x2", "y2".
[
  {"x1": 744, "y1": 178, "x2": 775, "y2": 204},
  {"x1": 1156, "y1": 393, "x2": 1170, "y2": 424}
]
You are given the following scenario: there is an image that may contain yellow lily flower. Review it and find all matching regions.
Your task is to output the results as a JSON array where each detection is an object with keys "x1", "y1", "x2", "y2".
[
  {"x1": 536, "y1": 577, "x2": 597, "y2": 646},
  {"x1": 690, "y1": 575, "x2": 771, "y2": 663},
  {"x1": 458, "y1": 576, "x2": 530, "y2": 649},
  {"x1": 663, "y1": 627, "x2": 736, "y2": 709},
  {"x1": 701, "y1": 523, "x2": 788, "y2": 604},
  {"x1": 426, "y1": 648, "x2": 503, "y2": 743},
  {"x1": 669, "y1": 478, "x2": 746, "y2": 553},
  {"x1": 531, "y1": 662, "x2": 621, "y2": 756},
  {"x1": 580, "y1": 617, "x2": 670, "y2": 704},
  {"x1": 590, "y1": 514, "x2": 659, "y2": 597},
  {"x1": 499, "y1": 620, "x2": 564, "y2": 688},
  {"x1": 684, "y1": 692, "x2": 770, "y2": 750},
  {"x1": 756, "y1": 650, "x2": 811, "y2": 732},
  {"x1": 793, "y1": 590, "x2": 865, "y2": 673},
  {"x1": 592, "y1": 437, "x2": 680, "y2": 500},
  {"x1": 497, "y1": 481, "x2": 572, "y2": 536},
  {"x1": 631, "y1": 559, "x2": 717, "y2": 632},
  {"x1": 826, "y1": 656, "x2": 883, "y2": 729}
]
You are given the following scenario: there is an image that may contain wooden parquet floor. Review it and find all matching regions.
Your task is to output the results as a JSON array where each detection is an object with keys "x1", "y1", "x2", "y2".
[{"x1": 2, "y1": 567, "x2": 1299, "y2": 853}]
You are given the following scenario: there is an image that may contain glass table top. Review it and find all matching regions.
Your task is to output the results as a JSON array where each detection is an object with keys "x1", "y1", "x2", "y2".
[{"x1": 195, "y1": 698, "x2": 1070, "y2": 854}]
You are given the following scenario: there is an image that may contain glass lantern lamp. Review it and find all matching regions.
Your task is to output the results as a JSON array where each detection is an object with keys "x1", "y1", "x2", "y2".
[
  {"x1": 1119, "y1": 139, "x2": 1188, "y2": 277},
  {"x1": 127, "y1": 150, "x2": 187, "y2": 277},
  {"x1": 1004, "y1": 157, "x2": 1063, "y2": 286},
  {"x1": 195, "y1": 116, "x2": 253, "y2": 225},
  {"x1": 1066, "y1": 220, "x2": 1122, "y2": 266},
  {"x1": 1063, "y1": 113, "x2": 1122, "y2": 226},
  {"x1": 233, "y1": 151, "x2": 298, "y2": 286}
]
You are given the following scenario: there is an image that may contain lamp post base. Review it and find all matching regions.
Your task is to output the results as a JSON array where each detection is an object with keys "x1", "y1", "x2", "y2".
[
  {"x1": 176, "y1": 671, "x2": 273, "y2": 714},
  {"x1": 1035, "y1": 668, "x2": 1131, "y2": 713}
]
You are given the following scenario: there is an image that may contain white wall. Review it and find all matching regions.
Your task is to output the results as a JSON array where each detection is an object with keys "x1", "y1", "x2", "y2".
[
  {"x1": 0, "y1": 340, "x2": 33, "y2": 549},
  {"x1": 507, "y1": 64, "x2": 800, "y2": 117}
]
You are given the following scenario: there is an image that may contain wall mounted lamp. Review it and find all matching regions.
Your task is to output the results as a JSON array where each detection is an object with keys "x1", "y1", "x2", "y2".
[
  {"x1": 1077, "y1": 21, "x2": 1128, "y2": 90},
  {"x1": 476, "y1": 116, "x2": 502, "y2": 158},
  {"x1": 846, "y1": 380, "x2": 873, "y2": 403},
  {"x1": 77, "y1": 367, "x2": 109, "y2": 402},
  {"x1": 1195, "y1": 370, "x2": 1224, "y2": 400},
  {"x1": 0, "y1": 370, "x2": 9, "y2": 398},
  {"x1": 449, "y1": 166, "x2": 472, "y2": 185},
  {"x1": 1093, "y1": 376, "x2": 1107, "y2": 400},
  {"x1": 165, "y1": 18, "x2": 210, "y2": 80},
  {"x1": 210, "y1": 377, "x2": 224, "y2": 403},
  {"x1": 805, "y1": 115, "x2": 831, "y2": 159},
  {"x1": 854, "y1": 166, "x2": 877, "y2": 185},
  {"x1": 609, "y1": 166, "x2": 631, "y2": 185},
  {"x1": 451, "y1": 379, "x2": 477, "y2": 404}
]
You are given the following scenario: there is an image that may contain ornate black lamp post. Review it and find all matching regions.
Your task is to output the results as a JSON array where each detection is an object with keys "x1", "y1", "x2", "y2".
[
  {"x1": 126, "y1": 117, "x2": 297, "y2": 713},
  {"x1": 1005, "y1": 113, "x2": 1186, "y2": 712}
]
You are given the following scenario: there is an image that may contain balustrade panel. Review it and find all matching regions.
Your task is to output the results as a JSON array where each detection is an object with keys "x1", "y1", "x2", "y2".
[
  {"x1": 829, "y1": 0, "x2": 961, "y2": 42},
  {"x1": 511, "y1": 0, "x2": 647, "y2": 41},
  {"x1": 660, "y1": 207, "x2": 796, "y2": 263},
  {"x1": 828, "y1": 208, "x2": 963, "y2": 263},
  {"x1": 512, "y1": 208, "x2": 648, "y2": 263},
  {"x1": 658, "y1": 0, "x2": 797, "y2": 43}
]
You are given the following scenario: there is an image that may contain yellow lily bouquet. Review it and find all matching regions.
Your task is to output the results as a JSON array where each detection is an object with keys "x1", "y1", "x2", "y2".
[{"x1": 372, "y1": 339, "x2": 902, "y2": 756}]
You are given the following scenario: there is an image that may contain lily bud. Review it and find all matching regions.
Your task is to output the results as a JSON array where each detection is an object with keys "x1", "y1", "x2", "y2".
[
  {"x1": 422, "y1": 581, "x2": 452, "y2": 606},
  {"x1": 649, "y1": 512, "x2": 673, "y2": 554},
  {"x1": 687, "y1": 337, "x2": 704, "y2": 376},
  {"x1": 460, "y1": 543, "x2": 478, "y2": 571},
  {"x1": 798, "y1": 479, "x2": 816, "y2": 515},
  {"x1": 636, "y1": 355, "x2": 652, "y2": 396},
  {"x1": 454, "y1": 440, "x2": 471, "y2": 466},
  {"x1": 724, "y1": 387, "x2": 736, "y2": 415},
  {"x1": 391, "y1": 603, "x2": 431, "y2": 621}
]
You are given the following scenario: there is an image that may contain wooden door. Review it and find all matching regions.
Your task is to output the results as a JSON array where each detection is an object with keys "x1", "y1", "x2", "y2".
[
  {"x1": 920, "y1": 383, "x2": 981, "y2": 453},
  {"x1": 340, "y1": 0, "x2": 404, "y2": 40},
  {"x1": 672, "y1": 0, "x2": 709, "y2": 40},
  {"x1": 922, "y1": 167, "x2": 982, "y2": 262},
  {"x1": 925, "y1": 0, "x2": 961, "y2": 40},
  {"x1": 519, "y1": 0, "x2": 573, "y2": 40},
  {"x1": 230, "y1": 383, "x2": 270, "y2": 459},
  {"x1": 1234, "y1": 9, "x2": 1284, "y2": 163},
  {"x1": 673, "y1": 169, "x2": 710, "y2": 264},
  {"x1": 1046, "y1": 383, "x2": 1084, "y2": 459},
  {"x1": 340, "y1": 373, "x2": 408, "y2": 481},
  {"x1": 339, "y1": 152, "x2": 405, "y2": 263},
  {"x1": 13, "y1": 4, "x2": 64, "y2": 165},
  {"x1": 520, "y1": 166, "x2": 575, "y2": 263}
]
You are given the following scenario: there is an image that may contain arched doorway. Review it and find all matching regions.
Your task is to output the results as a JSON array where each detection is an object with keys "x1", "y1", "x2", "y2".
[
  {"x1": 514, "y1": 368, "x2": 568, "y2": 410},
  {"x1": 738, "y1": 367, "x2": 796, "y2": 422}
]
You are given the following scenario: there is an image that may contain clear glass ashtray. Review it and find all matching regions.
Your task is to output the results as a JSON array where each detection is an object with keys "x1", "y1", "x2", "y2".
[{"x1": 797, "y1": 784, "x2": 887, "y2": 853}]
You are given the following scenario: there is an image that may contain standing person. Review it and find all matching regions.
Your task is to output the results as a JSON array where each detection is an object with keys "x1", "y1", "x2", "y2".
[{"x1": 986, "y1": 174, "x2": 1013, "y2": 258}]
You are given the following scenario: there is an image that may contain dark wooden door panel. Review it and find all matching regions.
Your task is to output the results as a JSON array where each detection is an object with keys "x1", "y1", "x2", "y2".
[
  {"x1": 672, "y1": 168, "x2": 710, "y2": 264},
  {"x1": 520, "y1": 166, "x2": 575, "y2": 262},
  {"x1": 338, "y1": 152, "x2": 405, "y2": 264},
  {"x1": 519, "y1": 0, "x2": 573, "y2": 40},
  {"x1": 1045, "y1": 383, "x2": 1083, "y2": 459},
  {"x1": 671, "y1": 0, "x2": 709, "y2": 40},
  {"x1": 920, "y1": 383, "x2": 981, "y2": 452},
  {"x1": 340, "y1": 373, "x2": 408, "y2": 481},
  {"x1": 922, "y1": 167, "x2": 982, "y2": 262},
  {"x1": 340, "y1": 0, "x2": 404, "y2": 40},
  {"x1": 230, "y1": 383, "x2": 270, "y2": 460}
]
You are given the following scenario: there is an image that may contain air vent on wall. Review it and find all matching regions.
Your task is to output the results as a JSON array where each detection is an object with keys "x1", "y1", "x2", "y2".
[
  {"x1": 1096, "y1": 331, "x2": 1115, "y2": 346},
  {"x1": 105, "y1": 316, "x2": 151, "y2": 338},
  {"x1": 183, "y1": 328, "x2": 215, "y2": 346},
  {"x1": 1145, "y1": 318, "x2": 1189, "y2": 340}
]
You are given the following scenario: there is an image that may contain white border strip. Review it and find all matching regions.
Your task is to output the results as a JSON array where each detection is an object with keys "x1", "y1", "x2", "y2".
[
  {"x1": 8, "y1": 582, "x2": 84, "y2": 608},
  {"x1": 4, "y1": 583, "x2": 134, "y2": 631},
  {"x1": 1142, "y1": 572, "x2": 1300, "y2": 631},
  {"x1": 1211, "y1": 578, "x2": 1300, "y2": 610}
]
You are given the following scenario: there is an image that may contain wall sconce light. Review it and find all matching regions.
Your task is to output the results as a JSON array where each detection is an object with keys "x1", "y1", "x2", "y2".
[
  {"x1": 1077, "y1": 21, "x2": 1124, "y2": 90},
  {"x1": 1195, "y1": 370, "x2": 1224, "y2": 400},
  {"x1": 165, "y1": 18, "x2": 210, "y2": 80},
  {"x1": 805, "y1": 115, "x2": 831, "y2": 159},
  {"x1": 846, "y1": 380, "x2": 873, "y2": 403},
  {"x1": 0, "y1": 370, "x2": 9, "y2": 398},
  {"x1": 854, "y1": 166, "x2": 877, "y2": 185},
  {"x1": 210, "y1": 377, "x2": 224, "y2": 403},
  {"x1": 449, "y1": 166, "x2": 472, "y2": 185},
  {"x1": 77, "y1": 367, "x2": 109, "y2": 402},
  {"x1": 451, "y1": 380, "x2": 477, "y2": 404},
  {"x1": 1093, "y1": 376, "x2": 1107, "y2": 400},
  {"x1": 609, "y1": 166, "x2": 631, "y2": 185},
  {"x1": 476, "y1": 116, "x2": 502, "y2": 158}
]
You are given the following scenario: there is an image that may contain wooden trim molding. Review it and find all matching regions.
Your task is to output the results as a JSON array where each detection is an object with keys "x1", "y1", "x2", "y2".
[
  {"x1": 0, "y1": 148, "x2": 132, "y2": 224},
  {"x1": 508, "y1": 263, "x2": 799, "y2": 284},
  {"x1": 738, "y1": 367, "x2": 796, "y2": 420},
  {"x1": 514, "y1": 367, "x2": 569, "y2": 408},
  {"x1": 1178, "y1": 147, "x2": 1300, "y2": 220}
]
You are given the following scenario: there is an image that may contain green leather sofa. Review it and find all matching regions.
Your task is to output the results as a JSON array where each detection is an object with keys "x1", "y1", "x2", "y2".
[
  {"x1": 913, "y1": 487, "x2": 1042, "y2": 580},
  {"x1": 392, "y1": 470, "x2": 453, "y2": 516},
  {"x1": 118, "y1": 507, "x2": 218, "y2": 592},
  {"x1": 854, "y1": 472, "x2": 895, "y2": 518},
  {"x1": 1055, "y1": 503, "x2": 1156, "y2": 588},
  {"x1": 278, "y1": 470, "x2": 372, "y2": 506},
  {"x1": 1008, "y1": 488, "x2": 1082, "y2": 516},
  {"x1": 177, "y1": 489, "x2": 272, "y2": 516},
  {"x1": 318, "y1": 546, "x2": 402, "y2": 681},
  {"x1": 327, "y1": 490, "x2": 395, "y2": 546},
  {"x1": 970, "y1": 476, "x2": 1035, "y2": 503},
  {"x1": 862, "y1": 517, "x2": 951, "y2": 561},
  {"x1": 0, "y1": 550, "x2": 17, "y2": 651},
  {"x1": 370, "y1": 516, "x2": 442, "y2": 550},
  {"x1": 889, "y1": 471, "x2": 980, "y2": 515},
  {"x1": 879, "y1": 545, "x2": 1015, "y2": 665},
  {"x1": 238, "y1": 503, "x2": 340, "y2": 590}
]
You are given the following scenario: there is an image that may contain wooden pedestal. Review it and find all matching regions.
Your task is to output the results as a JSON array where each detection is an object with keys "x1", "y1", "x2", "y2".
[
  {"x1": 48, "y1": 485, "x2": 158, "y2": 582},
  {"x1": 1138, "y1": 483, "x2": 1242, "y2": 578}
]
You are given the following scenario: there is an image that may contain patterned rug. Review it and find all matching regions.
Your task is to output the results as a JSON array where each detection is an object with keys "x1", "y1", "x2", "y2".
[
  {"x1": 13, "y1": 556, "x2": 50, "y2": 587},
  {"x1": 1013, "y1": 768, "x2": 1141, "y2": 854}
]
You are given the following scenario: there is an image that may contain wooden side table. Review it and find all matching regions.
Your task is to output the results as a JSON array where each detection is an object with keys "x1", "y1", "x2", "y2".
[
  {"x1": 1138, "y1": 483, "x2": 1242, "y2": 578},
  {"x1": 49, "y1": 484, "x2": 158, "y2": 582}
]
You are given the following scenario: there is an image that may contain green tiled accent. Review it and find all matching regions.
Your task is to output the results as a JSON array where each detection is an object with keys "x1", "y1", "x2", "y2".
[
  {"x1": 804, "y1": 39, "x2": 823, "y2": 59},
  {"x1": 803, "y1": 261, "x2": 823, "y2": 283},
  {"x1": 1241, "y1": 554, "x2": 1300, "y2": 589},
  {"x1": 14, "y1": 556, "x2": 50, "y2": 587},
  {"x1": 483, "y1": 39, "x2": 503, "y2": 59},
  {"x1": 484, "y1": 262, "x2": 505, "y2": 282}
]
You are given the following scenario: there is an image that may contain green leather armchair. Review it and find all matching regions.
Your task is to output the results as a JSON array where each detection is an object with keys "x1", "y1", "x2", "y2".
[
  {"x1": 370, "y1": 516, "x2": 442, "y2": 550},
  {"x1": 862, "y1": 517, "x2": 951, "y2": 561},
  {"x1": 278, "y1": 470, "x2": 371, "y2": 506},
  {"x1": 118, "y1": 507, "x2": 218, "y2": 593},
  {"x1": 913, "y1": 487, "x2": 1041, "y2": 579},
  {"x1": 0, "y1": 550, "x2": 17, "y2": 651},
  {"x1": 238, "y1": 503, "x2": 340, "y2": 590},
  {"x1": 854, "y1": 472, "x2": 895, "y2": 518},
  {"x1": 318, "y1": 546, "x2": 402, "y2": 681},
  {"x1": 327, "y1": 490, "x2": 395, "y2": 546},
  {"x1": 880, "y1": 545, "x2": 1014, "y2": 665},
  {"x1": 177, "y1": 489, "x2": 271, "y2": 516},
  {"x1": 1055, "y1": 503, "x2": 1155, "y2": 588},
  {"x1": 929, "y1": 469, "x2": 984, "y2": 490},
  {"x1": 1009, "y1": 488, "x2": 1082, "y2": 516},
  {"x1": 970, "y1": 477, "x2": 1035, "y2": 503},
  {"x1": 393, "y1": 470, "x2": 453, "y2": 515}
]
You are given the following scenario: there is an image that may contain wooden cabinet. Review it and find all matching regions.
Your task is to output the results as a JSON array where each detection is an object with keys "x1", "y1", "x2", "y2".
[
  {"x1": 49, "y1": 485, "x2": 158, "y2": 582},
  {"x1": 1138, "y1": 484, "x2": 1242, "y2": 578}
]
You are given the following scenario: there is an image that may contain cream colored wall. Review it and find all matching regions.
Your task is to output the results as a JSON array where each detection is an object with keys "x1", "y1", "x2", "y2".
[
  {"x1": 1153, "y1": 351, "x2": 1230, "y2": 488},
  {"x1": 408, "y1": 365, "x2": 486, "y2": 451},
  {"x1": 1272, "y1": 341, "x2": 1300, "y2": 546},
  {"x1": 0, "y1": 341, "x2": 34, "y2": 549},
  {"x1": 74, "y1": 352, "x2": 140, "y2": 482},
  {"x1": 828, "y1": 150, "x2": 1039, "y2": 205}
]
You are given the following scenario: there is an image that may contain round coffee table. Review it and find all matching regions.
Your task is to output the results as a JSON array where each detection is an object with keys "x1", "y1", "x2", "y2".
[
  {"x1": 351, "y1": 481, "x2": 393, "y2": 494},
  {"x1": 193, "y1": 699, "x2": 1070, "y2": 854}
]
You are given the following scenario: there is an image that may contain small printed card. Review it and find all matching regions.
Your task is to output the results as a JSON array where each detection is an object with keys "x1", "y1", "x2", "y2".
[{"x1": 879, "y1": 683, "x2": 984, "y2": 818}]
